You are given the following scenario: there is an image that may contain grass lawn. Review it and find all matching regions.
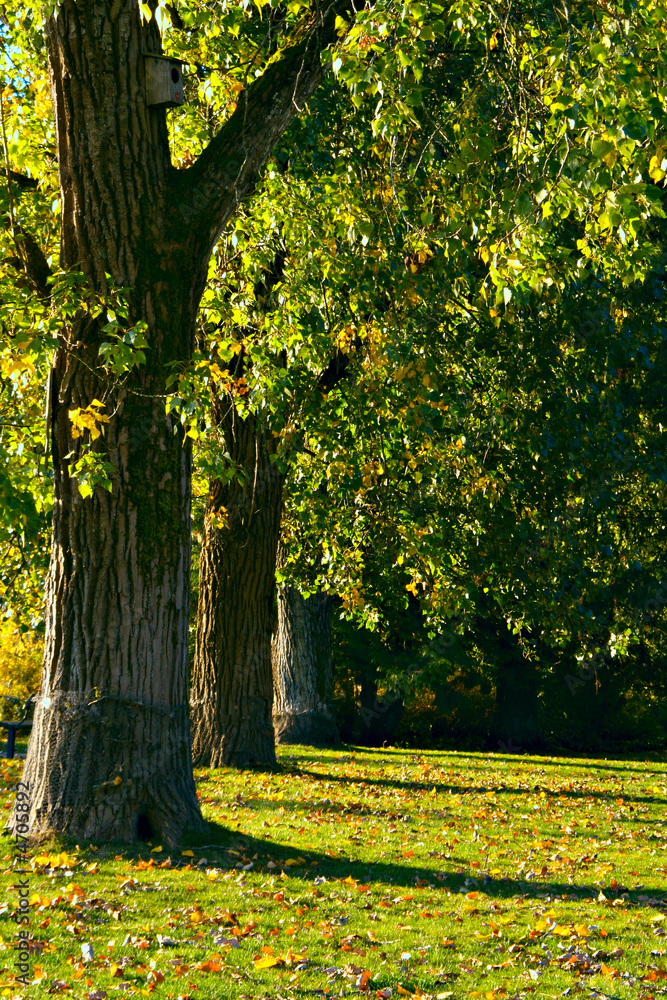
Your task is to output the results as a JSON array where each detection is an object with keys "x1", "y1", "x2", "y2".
[{"x1": 2, "y1": 746, "x2": 666, "y2": 1000}]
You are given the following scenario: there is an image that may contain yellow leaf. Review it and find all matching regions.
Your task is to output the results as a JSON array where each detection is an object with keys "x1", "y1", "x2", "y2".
[
  {"x1": 285, "y1": 949, "x2": 307, "y2": 966},
  {"x1": 552, "y1": 924, "x2": 573, "y2": 937},
  {"x1": 182, "y1": 850, "x2": 195, "y2": 857},
  {"x1": 150, "y1": 845, "x2": 163, "y2": 853},
  {"x1": 254, "y1": 955, "x2": 282, "y2": 969},
  {"x1": 113, "y1": 776, "x2": 122, "y2": 786},
  {"x1": 649, "y1": 154, "x2": 666, "y2": 182}
]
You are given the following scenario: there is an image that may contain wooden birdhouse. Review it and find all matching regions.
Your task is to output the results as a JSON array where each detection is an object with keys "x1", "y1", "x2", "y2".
[{"x1": 144, "y1": 54, "x2": 185, "y2": 108}]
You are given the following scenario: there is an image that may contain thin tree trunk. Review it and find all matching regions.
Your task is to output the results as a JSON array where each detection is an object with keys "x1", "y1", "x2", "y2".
[
  {"x1": 272, "y1": 567, "x2": 340, "y2": 745},
  {"x1": 488, "y1": 629, "x2": 543, "y2": 752},
  {"x1": 354, "y1": 663, "x2": 404, "y2": 747},
  {"x1": 190, "y1": 412, "x2": 284, "y2": 767}
]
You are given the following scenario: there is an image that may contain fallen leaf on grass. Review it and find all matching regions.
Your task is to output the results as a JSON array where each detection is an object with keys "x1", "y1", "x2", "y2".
[
  {"x1": 255, "y1": 954, "x2": 282, "y2": 969},
  {"x1": 197, "y1": 959, "x2": 223, "y2": 972}
]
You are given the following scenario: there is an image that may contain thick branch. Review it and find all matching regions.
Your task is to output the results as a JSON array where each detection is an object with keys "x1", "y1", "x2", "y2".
[
  {"x1": 317, "y1": 348, "x2": 352, "y2": 394},
  {"x1": 6, "y1": 228, "x2": 52, "y2": 300},
  {"x1": 171, "y1": 0, "x2": 357, "y2": 259}
]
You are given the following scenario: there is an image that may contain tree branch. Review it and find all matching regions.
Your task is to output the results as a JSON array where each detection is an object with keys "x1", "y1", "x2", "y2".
[
  {"x1": 317, "y1": 348, "x2": 353, "y2": 394},
  {"x1": 171, "y1": 0, "x2": 357, "y2": 259}
]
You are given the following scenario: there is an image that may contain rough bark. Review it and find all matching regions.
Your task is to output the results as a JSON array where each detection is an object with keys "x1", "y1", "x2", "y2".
[
  {"x1": 18, "y1": 1, "x2": 206, "y2": 846},
  {"x1": 18, "y1": 0, "x2": 361, "y2": 842},
  {"x1": 190, "y1": 412, "x2": 285, "y2": 767},
  {"x1": 272, "y1": 563, "x2": 339, "y2": 745}
]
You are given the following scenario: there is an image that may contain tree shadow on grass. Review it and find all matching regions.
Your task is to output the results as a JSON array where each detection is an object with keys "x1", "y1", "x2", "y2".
[
  {"x1": 287, "y1": 766, "x2": 667, "y2": 809},
  {"x1": 179, "y1": 820, "x2": 667, "y2": 910},
  {"x1": 287, "y1": 746, "x2": 667, "y2": 773}
]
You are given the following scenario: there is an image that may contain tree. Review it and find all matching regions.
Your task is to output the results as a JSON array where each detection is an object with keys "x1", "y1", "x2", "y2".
[
  {"x1": 12, "y1": 0, "x2": 360, "y2": 843},
  {"x1": 272, "y1": 562, "x2": 339, "y2": 746},
  {"x1": 190, "y1": 408, "x2": 285, "y2": 767}
]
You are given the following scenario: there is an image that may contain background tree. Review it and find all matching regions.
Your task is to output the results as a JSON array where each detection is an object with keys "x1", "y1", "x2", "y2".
[{"x1": 272, "y1": 541, "x2": 339, "y2": 746}]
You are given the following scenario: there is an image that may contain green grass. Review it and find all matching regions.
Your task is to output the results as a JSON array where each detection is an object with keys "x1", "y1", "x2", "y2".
[{"x1": 2, "y1": 747, "x2": 667, "y2": 999}]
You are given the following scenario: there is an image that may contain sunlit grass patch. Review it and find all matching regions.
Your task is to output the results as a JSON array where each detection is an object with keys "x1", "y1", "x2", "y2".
[{"x1": 1, "y1": 747, "x2": 666, "y2": 999}]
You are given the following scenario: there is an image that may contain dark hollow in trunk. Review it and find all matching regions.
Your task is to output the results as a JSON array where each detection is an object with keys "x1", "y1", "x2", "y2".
[
  {"x1": 272, "y1": 578, "x2": 340, "y2": 746},
  {"x1": 190, "y1": 413, "x2": 284, "y2": 767}
]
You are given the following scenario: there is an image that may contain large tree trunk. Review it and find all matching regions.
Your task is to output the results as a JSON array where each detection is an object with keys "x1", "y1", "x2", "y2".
[
  {"x1": 20, "y1": 2, "x2": 207, "y2": 844},
  {"x1": 15, "y1": 0, "x2": 361, "y2": 840},
  {"x1": 272, "y1": 573, "x2": 340, "y2": 745},
  {"x1": 25, "y1": 362, "x2": 205, "y2": 844},
  {"x1": 190, "y1": 412, "x2": 285, "y2": 767}
]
